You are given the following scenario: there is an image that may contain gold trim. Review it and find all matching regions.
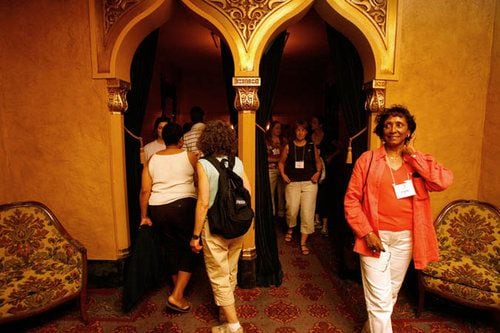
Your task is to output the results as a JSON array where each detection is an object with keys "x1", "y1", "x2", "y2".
[
  {"x1": 234, "y1": 86, "x2": 260, "y2": 112},
  {"x1": 347, "y1": 0, "x2": 387, "y2": 38},
  {"x1": 107, "y1": 78, "x2": 131, "y2": 113},
  {"x1": 241, "y1": 247, "x2": 256, "y2": 260},
  {"x1": 233, "y1": 77, "x2": 261, "y2": 86},
  {"x1": 104, "y1": 0, "x2": 141, "y2": 34},
  {"x1": 204, "y1": 0, "x2": 291, "y2": 49},
  {"x1": 364, "y1": 80, "x2": 386, "y2": 113}
]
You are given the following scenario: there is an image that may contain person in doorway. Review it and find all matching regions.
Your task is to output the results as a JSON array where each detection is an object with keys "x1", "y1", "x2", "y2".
[
  {"x1": 278, "y1": 120, "x2": 322, "y2": 255},
  {"x1": 140, "y1": 123, "x2": 199, "y2": 313},
  {"x1": 183, "y1": 106, "x2": 206, "y2": 157},
  {"x1": 310, "y1": 115, "x2": 329, "y2": 235},
  {"x1": 344, "y1": 105, "x2": 453, "y2": 333},
  {"x1": 143, "y1": 116, "x2": 170, "y2": 161},
  {"x1": 266, "y1": 120, "x2": 287, "y2": 220},
  {"x1": 190, "y1": 120, "x2": 251, "y2": 333}
]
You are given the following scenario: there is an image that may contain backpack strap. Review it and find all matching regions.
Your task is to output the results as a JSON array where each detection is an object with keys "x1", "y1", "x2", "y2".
[{"x1": 203, "y1": 155, "x2": 235, "y2": 171}]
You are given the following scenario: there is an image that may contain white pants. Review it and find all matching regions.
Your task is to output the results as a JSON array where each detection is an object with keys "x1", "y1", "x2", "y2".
[
  {"x1": 360, "y1": 230, "x2": 413, "y2": 333},
  {"x1": 285, "y1": 181, "x2": 318, "y2": 234},
  {"x1": 269, "y1": 168, "x2": 286, "y2": 217}
]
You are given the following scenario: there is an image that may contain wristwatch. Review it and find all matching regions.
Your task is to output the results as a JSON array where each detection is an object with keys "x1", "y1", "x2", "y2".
[{"x1": 191, "y1": 234, "x2": 200, "y2": 240}]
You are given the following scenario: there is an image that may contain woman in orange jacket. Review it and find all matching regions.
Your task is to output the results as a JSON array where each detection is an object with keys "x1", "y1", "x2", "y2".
[{"x1": 344, "y1": 105, "x2": 453, "y2": 333}]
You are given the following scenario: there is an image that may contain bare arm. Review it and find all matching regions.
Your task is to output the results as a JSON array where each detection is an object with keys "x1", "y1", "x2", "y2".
[
  {"x1": 139, "y1": 163, "x2": 153, "y2": 226},
  {"x1": 190, "y1": 161, "x2": 209, "y2": 253},
  {"x1": 311, "y1": 145, "x2": 322, "y2": 184},
  {"x1": 278, "y1": 144, "x2": 290, "y2": 183}
]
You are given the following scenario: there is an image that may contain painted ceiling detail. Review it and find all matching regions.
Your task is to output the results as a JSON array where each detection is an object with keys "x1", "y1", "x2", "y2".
[
  {"x1": 104, "y1": 0, "x2": 141, "y2": 33},
  {"x1": 204, "y1": 0, "x2": 290, "y2": 47},
  {"x1": 348, "y1": 0, "x2": 387, "y2": 36}
]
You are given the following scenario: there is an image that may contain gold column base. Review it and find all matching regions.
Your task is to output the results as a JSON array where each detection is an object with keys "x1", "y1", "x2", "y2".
[{"x1": 237, "y1": 247, "x2": 256, "y2": 289}]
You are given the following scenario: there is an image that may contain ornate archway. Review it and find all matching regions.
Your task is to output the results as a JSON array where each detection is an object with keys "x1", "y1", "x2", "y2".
[{"x1": 88, "y1": 0, "x2": 398, "y2": 270}]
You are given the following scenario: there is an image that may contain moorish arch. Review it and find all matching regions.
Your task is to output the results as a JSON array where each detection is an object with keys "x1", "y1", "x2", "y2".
[{"x1": 88, "y1": 0, "x2": 398, "y2": 273}]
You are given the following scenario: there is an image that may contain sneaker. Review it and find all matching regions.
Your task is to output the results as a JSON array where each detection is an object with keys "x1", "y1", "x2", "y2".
[{"x1": 211, "y1": 323, "x2": 244, "y2": 333}]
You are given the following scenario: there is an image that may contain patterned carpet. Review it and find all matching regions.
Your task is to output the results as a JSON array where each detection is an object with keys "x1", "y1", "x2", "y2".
[{"x1": 2, "y1": 227, "x2": 497, "y2": 332}]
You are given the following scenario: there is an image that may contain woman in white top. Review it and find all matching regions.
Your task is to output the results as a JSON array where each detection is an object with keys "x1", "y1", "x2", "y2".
[
  {"x1": 143, "y1": 116, "x2": 170, "y2": 161},
  {"x1": 140, "y1": 122, "x2": 198, "y2": 313}
]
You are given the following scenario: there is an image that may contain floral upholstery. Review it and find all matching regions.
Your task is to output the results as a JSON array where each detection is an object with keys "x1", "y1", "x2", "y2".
[
  {"x1": 418, "y1": 200, "x2": 500, "y2": 314},
  {"x1": 0, "y1": 201, "x2": 88, "y2": 324}
]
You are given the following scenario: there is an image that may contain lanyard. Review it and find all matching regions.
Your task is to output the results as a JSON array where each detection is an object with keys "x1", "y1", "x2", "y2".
[{"x1": 294, "y1": 143, "x2": 306, "y2": 162}]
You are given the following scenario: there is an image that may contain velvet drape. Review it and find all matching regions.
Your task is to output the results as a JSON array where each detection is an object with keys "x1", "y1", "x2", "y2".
[
  {"x1": 254, "y1": 31, "x2": 288, "y2": 287},
  {"x1": 325, "y1": 26, "x2": 366, "y2": 278},
  {"x1": 124, "y1": 29, "x2": 159, "y2": 243}
]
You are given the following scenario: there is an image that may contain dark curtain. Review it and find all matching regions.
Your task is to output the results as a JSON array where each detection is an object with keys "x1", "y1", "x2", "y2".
[
  {"x1": 254, "y1": 31, "x2": 288, "y2": 287},
  {"x1": 325, "y1": 26, "x2": 366, "y2": 278},
  {"x1": 124, "y1": 29, "x2": 159, "y2": 243},
  {"x1": 221, "y1": 41, "x2": 238, "y2": 126},
  {"x1": 122, "y1": 29, "x2": 162, "y2": 311}
]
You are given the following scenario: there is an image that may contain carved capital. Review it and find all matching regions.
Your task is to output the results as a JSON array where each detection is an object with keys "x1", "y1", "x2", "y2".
[
  {"x1": 234, "y1": 86, "x2": 260, "y2": 112},
  {"x1": 364, "y1": 79, "x2": 386, "y2": 113},
  {"x1": 348, "y1": 0, "x2": 387, "y2": 36},
  {"x1": 104, "y1": 0, "x2": 140, "y2": 34},
  {"x1": 107, "y1": 79, "x2": 131, "y2": 113}
]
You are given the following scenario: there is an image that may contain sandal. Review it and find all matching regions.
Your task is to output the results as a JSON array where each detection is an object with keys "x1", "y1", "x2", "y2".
[
  {"x1": 285, "y1": 229, "x2": 293, "y2": 242},
  {"x1": 301, "y1": 244, "x2": 310, "y2": 255}
]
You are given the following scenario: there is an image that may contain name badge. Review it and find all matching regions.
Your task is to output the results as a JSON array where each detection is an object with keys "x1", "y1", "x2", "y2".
[
  {"x1": 272, "y1": 148, "x2": 280, "y2": 155},
  {"x1": 393, "y1": 179, "x2": 416, "y2": 199},
  {"x1": 295, "y1": 161, "x2": 304, "y2": 169}
]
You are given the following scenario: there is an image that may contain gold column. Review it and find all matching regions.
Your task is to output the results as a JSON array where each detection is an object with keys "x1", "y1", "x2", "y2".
[
  {"x1": 364, "y1": 79, "x2": 386, "y2": 149},
  {"x1": 233, "y1": 77, "x2": 261, "y2": 288},
  {"x1": 107, "y1": 78, "x2": 131, "y2": 259}
]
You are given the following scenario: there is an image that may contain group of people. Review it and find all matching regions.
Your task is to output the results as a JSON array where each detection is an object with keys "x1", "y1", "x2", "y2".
[
  {"x1": 140, "y1": 106, "x2": 247, "y2": 333},
  {"x1": 139, "y1": 104, "x2": 453, "y2": 333}
]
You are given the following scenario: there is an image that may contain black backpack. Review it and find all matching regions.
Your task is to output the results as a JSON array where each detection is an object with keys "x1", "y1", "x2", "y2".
[{"x1": 204, "y1": 156, "x2": 254, "y2": 239}]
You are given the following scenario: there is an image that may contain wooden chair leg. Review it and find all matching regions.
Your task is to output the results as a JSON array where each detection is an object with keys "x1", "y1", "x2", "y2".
[
  {"x1": 80, "y1": 290, "x2": 89, "y2": 324},
  {"x1": 416, "y1": 271, "x2": 425, "y2": 317}
]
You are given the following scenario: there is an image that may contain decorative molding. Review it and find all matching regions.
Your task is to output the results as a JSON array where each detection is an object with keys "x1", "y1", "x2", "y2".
[
  {"x1": 204, "y1": 0, "x2": 290, "y2": 47},
  {"x1": 104, "y1": 0, "x2": 141, "y2": 34},
  {"x1": 241, "y1": 247, "x2": 257, "y2": 260},
  {"x1": 107, "y1": 78, "x2": 131, "y2": 113},
  {"x1": 347, "y1": 0, "x2": 387, "y2": 37},
  {"x1": 364, "y1": 80, "x2": 386, "y2": 113},
  {"x1": 234, "y1": 86, "x2": 260, "y2": 112}
]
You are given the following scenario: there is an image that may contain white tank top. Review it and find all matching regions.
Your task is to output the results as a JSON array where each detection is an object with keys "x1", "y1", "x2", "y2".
[{"x1": 148, "y1": 151, "x2": 196, "y2": 205}]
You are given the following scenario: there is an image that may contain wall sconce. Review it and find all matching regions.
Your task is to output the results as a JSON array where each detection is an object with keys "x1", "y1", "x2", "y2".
[{"x1": 211, "y1": 31, "x2": 220, "y2": 49}]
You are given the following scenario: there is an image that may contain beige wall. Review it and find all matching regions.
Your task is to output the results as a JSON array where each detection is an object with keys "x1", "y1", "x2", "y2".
[
  {"x1": 386, "y1": 0, "x2": 497, "y2": 214},
  {"x1": 480, "y1": 1, "x2": 500, "y2": 207},
  {"x1": 0, "y1": 1, "x2": 118, "y2": 259}
]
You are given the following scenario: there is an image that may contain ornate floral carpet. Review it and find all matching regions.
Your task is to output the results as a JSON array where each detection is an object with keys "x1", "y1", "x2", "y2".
[{"x1": 2, "y1": 228, "x2": 497, "y2": 333}]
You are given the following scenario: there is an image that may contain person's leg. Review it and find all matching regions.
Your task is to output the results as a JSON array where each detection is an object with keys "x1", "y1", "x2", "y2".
[
  {"x1": 360, "y1": 231, "x2": 394, "y2": 333},
  {"x1": 276, "y1": 176, "x2": 286, "y2": 218},
  {"x1": 387, "y1": 230, "x2": 413, "y2": 307},
  {"x1": 285, "y1": 182, "x2": 301, "y2": 241},
  {"x1": 299, "y1": 181, "x2": 317, "y2": 254},
  {"x1": 268, "y1": 169, "x2": 278, "y2": 216},
  {"x1": 168, "y1": 271, "x2": 192, "y2": 309}
]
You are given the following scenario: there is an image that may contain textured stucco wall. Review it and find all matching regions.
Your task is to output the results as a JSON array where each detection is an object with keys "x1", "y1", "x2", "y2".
[
  {"x1": 0, "y1": 1, "x2": 118, "y2": 259},
  {"x1": 386, "y1": 0, "x2": 496, "y2": 215},
  {"x1": 479, "y1": 1, "x2": 500, "y2": 207}
]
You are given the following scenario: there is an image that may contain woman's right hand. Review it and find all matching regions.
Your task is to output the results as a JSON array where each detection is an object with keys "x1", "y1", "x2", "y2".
[
  {"x1": 365, "y1": 232, "x2": 384, "y2": 253},
  {"x1": 140, "y1": 217, "x2": 152, "y2": 226},
  {"x1": 281, "y1": 174, "x2": 291, "y2": 184}
]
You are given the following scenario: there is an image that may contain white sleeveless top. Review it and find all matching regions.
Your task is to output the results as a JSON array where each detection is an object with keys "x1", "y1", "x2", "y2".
[{"x1": 148, "y1": 151, "x2": 196, "y2": 205}]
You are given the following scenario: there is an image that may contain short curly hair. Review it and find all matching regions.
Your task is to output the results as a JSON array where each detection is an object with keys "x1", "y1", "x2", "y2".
[
  {"x1": 197, "y1": 120, "x2": 237, "y2": 157},
  {"x1": 374, "y1": 105, "x2": 416, "y2": 140}
]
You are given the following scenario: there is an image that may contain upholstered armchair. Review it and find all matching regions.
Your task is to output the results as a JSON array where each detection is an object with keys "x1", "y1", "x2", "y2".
[
  {"x1": 417, "y1": 199, "x2": 500, "y2": 316},
  {"x1": 0, "y1": 201, "x2": 88, "y2": 324}
]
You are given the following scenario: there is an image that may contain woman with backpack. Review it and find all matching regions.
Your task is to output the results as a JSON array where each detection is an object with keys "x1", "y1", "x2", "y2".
[{"x1": 190, "y1": 120, "x2": 251, "y2": 333}]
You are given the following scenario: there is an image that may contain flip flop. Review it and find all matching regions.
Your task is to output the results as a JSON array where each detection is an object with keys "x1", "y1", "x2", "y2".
[
  {"x1": 301, "y1": 244, "x2": 310, "y2": 255},
  {"x1": 165, "y1": 298, "x2": 191, "y2": 313},
  {"x1": 285, "y1": 229, "x2": 293, "y2": 242}
]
